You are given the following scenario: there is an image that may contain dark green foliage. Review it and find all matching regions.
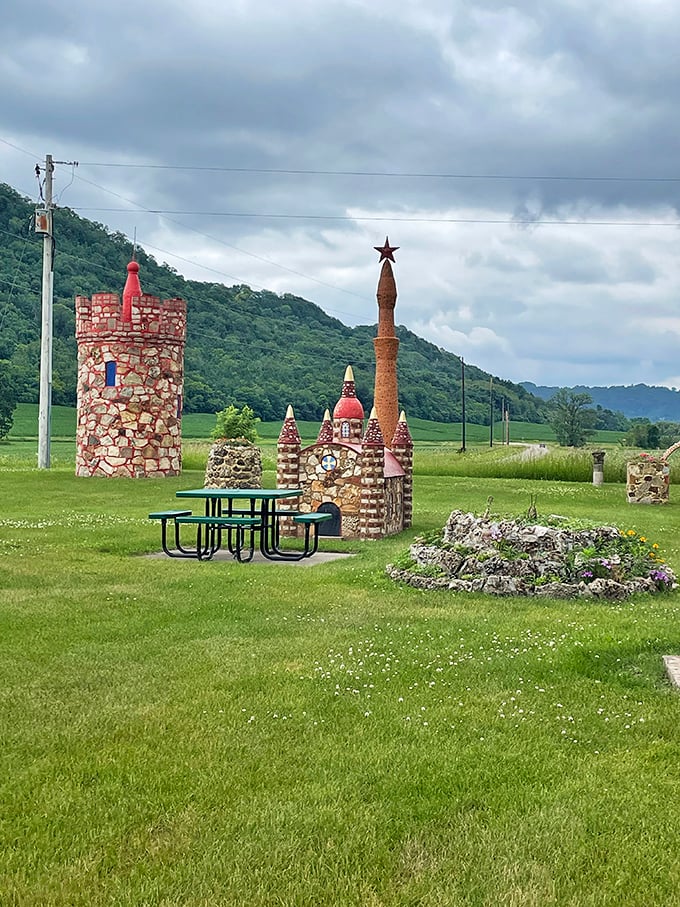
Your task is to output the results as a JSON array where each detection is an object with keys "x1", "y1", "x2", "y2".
[
  {"x1": 212, "y1": 404, "x2": 259, "y2": 442},
  {"x1": 0, "y1": 359, "x2": 18, "y2": 439},
  {"x1": 0, "y1": 183, "x2": 551, "y2": 424},
  {"x1": 549, "y1": 389, "x2": 596, "y2": 447},
  {"x1": 623, "y1": 419, "x2": 661, "y2": 449}
]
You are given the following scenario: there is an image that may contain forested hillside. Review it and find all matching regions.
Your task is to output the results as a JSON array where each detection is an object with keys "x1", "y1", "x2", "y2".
[
  {"x1": 0, "y1": 182, "x2": 549, "y2": 423},
  {"x1": 522, "y1": 382, "x2": 680, "y2": 423}
]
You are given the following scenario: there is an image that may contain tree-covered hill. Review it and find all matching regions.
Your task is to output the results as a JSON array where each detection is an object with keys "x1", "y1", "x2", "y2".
[
  {"x1": 0, "y1": 182, "x2": 549, "y2": 424},
  {"x1": 522, "y1": 382, "x2": 680, "y2": 423}
]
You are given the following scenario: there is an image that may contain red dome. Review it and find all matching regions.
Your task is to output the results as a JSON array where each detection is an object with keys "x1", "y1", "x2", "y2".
[{"x1": 333, "y1": 396, "x2": 364, "y2": 419}]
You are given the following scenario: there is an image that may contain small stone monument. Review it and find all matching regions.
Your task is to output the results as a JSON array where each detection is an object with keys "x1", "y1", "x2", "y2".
[
  {"x1": 626, "y1": 453, "x2": 669, "y2": 504},
  {"x1": 591, "y1": 450, "x2": 606, "y2": 486},
  {"x1": 203, "y1": 404, "x2": 262, "y2": 489},
  {"x1": 204, "y1": 438, "x2": 262, "y2": 489}
]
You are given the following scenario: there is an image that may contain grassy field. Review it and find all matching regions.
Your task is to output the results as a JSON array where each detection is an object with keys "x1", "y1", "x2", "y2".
[
  {"x1": 1, "y1": 460, "x2": 680, "y2": 904},
  {"x1": 8, "y1": 403, "x2": 627, "y2": 446}
]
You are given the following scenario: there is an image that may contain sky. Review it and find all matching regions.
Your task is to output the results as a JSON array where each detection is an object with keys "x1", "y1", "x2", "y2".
[{"x1": 2, "y1": 0, "x2": 680, "y2": 390}]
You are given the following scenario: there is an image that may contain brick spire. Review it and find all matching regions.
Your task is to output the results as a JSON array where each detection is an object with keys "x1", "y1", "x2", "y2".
[
  {"x1": 391, "y1": 410, "x2": 413, "y2": 449},
  {"x1": 317, "y1": 408, "x2": 333, "y2": 443},
  {"x1": 362, "y1": 406, "x2": 385, "y2": 447},
  {"x1": 122, "y1": 259, "x2": 142, "y2": 322},
  {"x1": 276, "y1": 405, "x2": 301, "y2": 536},
  {"x1": 373, "y1": 240, "x2": 400, "y2": 445},
  {"x1": 391, "y1": 411, "x2": 413, "y2": 528},
  {"x1": 360, "y1": 406, "x2": 385, "y2": 538}
]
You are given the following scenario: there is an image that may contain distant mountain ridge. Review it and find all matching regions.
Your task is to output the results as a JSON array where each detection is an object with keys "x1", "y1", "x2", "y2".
[{"x1": 522, "y1": 382, "x2": 680, "y2": 422}]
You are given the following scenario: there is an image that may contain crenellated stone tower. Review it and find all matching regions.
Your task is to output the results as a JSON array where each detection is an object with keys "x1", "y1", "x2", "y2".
[
  {"x1": 75, "y1": 259, "x2": 187, "y2": 477},
  {"x1": 373, "y1": 237, "x2": 400, "y2": 447}
]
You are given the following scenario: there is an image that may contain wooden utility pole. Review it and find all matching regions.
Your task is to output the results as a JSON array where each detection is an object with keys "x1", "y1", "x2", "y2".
[
  {"x1": 38, "y1": 155, "x2": 54, "y2": 469},
  {"x1": 489, "y1": 377, "x2": 494, "y2": 447},
  {"x1": 460, "y1": 357, "x2": 466, "y2": 451}
]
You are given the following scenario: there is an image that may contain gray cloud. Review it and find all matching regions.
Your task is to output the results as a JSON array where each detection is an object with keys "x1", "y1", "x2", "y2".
[{"x1": 2, "y1": 0, "x2": 680, "y2": 389}]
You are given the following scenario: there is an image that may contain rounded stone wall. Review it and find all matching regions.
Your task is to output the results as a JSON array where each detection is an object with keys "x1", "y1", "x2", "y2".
[{"x1": 204, "y1": 440, "x2": 262, "y2": 488}]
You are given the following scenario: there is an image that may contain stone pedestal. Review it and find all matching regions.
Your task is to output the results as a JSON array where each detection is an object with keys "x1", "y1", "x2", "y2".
[
  {"x1": 626, "y1": 456, "x2": 669, "y2": 504},
  {"x1": 591, "y1": 450, "x2": 606, "y2": 486},
  {"x1": 204, "y1": 440, "x2": 262, "y2": 488}
]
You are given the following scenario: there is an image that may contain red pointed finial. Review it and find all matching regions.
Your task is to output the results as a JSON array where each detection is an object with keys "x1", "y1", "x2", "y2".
[
  {"x1": 122, "y1": 259, "x2": 142, "y2": 322},
  {"x1": 374, "y1": 237, "x2": 399, "y2": 262}
]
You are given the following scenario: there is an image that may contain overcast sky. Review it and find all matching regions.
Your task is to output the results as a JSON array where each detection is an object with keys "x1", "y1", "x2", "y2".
[{"x1": 2, "y1": 0, "x2": 680, "y2": 389}]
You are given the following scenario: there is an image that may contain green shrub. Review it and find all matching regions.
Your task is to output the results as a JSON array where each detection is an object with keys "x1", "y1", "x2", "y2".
[{"x1": 211, "y1": 404, "x2": 259, "y2": 442}]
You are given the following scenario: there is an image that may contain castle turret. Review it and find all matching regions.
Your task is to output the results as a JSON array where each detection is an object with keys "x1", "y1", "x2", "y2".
[
  {"x1": 359, "y1": 407, "x2": 385, "y2": 539},
  {"x1": 333, "y1": 366, "x2": 364, "y2": 441},
  {"x1": 317, "y1": 408, "x2": 333, "y2": 443},
  {"x1": 373, "y1": 238, "x2": 400, "y2": 446},
  {"x1": 276, "y1": 405, "x2": 302, "y2": 536},
  {"x1": 75, "y1": 259, "x2": 186, "y2": 477},
  {"x1": 391, "y1": 411, "x2": 413, "y2": 528}
]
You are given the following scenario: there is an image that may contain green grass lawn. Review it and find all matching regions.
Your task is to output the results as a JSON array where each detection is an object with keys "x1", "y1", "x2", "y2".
[{"x1": 1, "y1": 464, "x2": 680, "y2": 905}]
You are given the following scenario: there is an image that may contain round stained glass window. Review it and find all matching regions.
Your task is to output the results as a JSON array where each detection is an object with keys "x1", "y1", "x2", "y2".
[{"x1": 321, "y1": 454, "x2": 337, "y2": 472}]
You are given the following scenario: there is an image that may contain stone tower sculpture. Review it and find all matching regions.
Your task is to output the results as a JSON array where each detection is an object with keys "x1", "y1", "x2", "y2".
[
  {"x1": 391, "y1": 411, "x2": 413, "y2": 528},
  {"x1": 276, "y1": 404, "x2": 302, "y2": 533},
  {"x1": 359, "y1": 407, "x2": 386, "y2": 539},
  {"x1": 373, "y1": 237, "x2": 400, "y2": 446},
  {"x1": 75, "y1": 259, "x2": 186, "y2": 477}
]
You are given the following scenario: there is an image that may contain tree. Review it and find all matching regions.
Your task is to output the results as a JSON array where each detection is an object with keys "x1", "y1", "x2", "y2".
[
  {"x1": 623, "y1": 419, "x2": 660, "y2": 449},
  {"x1": 0, "y1": 360, "x2": 18, "y2": 440},
  {"x1": 550, "y1": 389, "x2": 595, "y2": 447}
]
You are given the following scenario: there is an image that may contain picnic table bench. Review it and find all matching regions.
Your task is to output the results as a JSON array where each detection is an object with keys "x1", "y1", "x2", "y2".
[{"x1": 149, "y1": 489, "x2": 333, "y2": 562}]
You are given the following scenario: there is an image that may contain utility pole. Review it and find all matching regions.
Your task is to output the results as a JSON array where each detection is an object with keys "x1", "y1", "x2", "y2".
[
  {"x1": 489, "y1": 377, "x2": 494, "y2": 447},
  {"x1": 460, "y1": 357, "x2": 466, "y2": 451},
  {"x1": 37, "y1": 155, "x2": 54, "y2": 469}
]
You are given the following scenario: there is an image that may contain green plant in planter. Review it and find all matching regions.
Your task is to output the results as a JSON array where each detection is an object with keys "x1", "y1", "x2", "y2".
[{"x1": 211, "y1": 404, "x2": 260, "y2": 443}]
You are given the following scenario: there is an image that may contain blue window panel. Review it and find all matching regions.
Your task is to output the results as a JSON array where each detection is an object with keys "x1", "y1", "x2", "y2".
[{"x1": 105, "y1": 361, "x2": 117, "y2": 386}]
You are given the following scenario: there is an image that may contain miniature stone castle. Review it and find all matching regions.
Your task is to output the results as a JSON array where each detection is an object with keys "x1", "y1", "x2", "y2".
[
  {"x1": 276, "y1": 239, "x2": 413, "y2": 539},
  {"x1": 74, "y1": 260, "x2": 187, "y2": 477}
]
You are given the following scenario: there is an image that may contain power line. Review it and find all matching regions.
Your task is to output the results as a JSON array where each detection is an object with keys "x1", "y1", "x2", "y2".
[
  {"x1": 76, "y1": 159, "x2": 680, "y2": 184},
  {"x1": 72, "y1": 172, "x2": 371, "y2": 305},
  {"x1": 69, "y1": 207, "x2": 680, "y2": 227}
]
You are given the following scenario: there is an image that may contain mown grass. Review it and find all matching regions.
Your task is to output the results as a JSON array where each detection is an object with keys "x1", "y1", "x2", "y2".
[{"x1": 1, "y1": 464, "x2": 680, "y2": 905}]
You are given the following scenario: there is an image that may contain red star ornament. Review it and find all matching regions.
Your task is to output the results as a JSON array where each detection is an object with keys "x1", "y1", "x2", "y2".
[{"x1": 374, "y1": 236, "x2": 399, "y2": 262}]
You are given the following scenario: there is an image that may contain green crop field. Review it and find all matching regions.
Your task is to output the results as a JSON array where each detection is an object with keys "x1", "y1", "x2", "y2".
[{"x1": 10, "y1": 404, "x2": 626, "y2": 447}]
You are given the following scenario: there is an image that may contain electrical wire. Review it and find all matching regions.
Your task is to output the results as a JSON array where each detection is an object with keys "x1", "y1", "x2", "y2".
[
  {"x1": 72, "y1": 172, "x2": 371, "y2": 307},
  {"x1": 68, "y1": 207, "x2": 680, "y2": 227},
  {"x1": 75, "y1": 159, "x2": 680, "y2": 184}
]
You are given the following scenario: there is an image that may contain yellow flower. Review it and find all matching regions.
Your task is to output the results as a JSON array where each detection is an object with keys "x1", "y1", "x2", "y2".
[
  {"x1": 639, "y1": 536, "x2": 647, "y2": 542},
  {"x1": 627, "y1": 530, "x2": 636, "y2": 536},
  {"x1": 653, "y1": 544, "x2": 659, "y2": 549}
]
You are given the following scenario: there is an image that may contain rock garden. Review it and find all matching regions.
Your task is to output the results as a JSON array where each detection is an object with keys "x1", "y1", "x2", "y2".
[{"x1": 388, "y1": 507, "x2": 677, "y2": 598}]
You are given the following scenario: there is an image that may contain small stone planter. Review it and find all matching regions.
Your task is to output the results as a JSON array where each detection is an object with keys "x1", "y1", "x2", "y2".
[
  {"x1": 626, "y1": 456, "x2": 669, "y2": 504},
  {"x1": 204, "y1": 438, "x2": 262, "y2": 488}
]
